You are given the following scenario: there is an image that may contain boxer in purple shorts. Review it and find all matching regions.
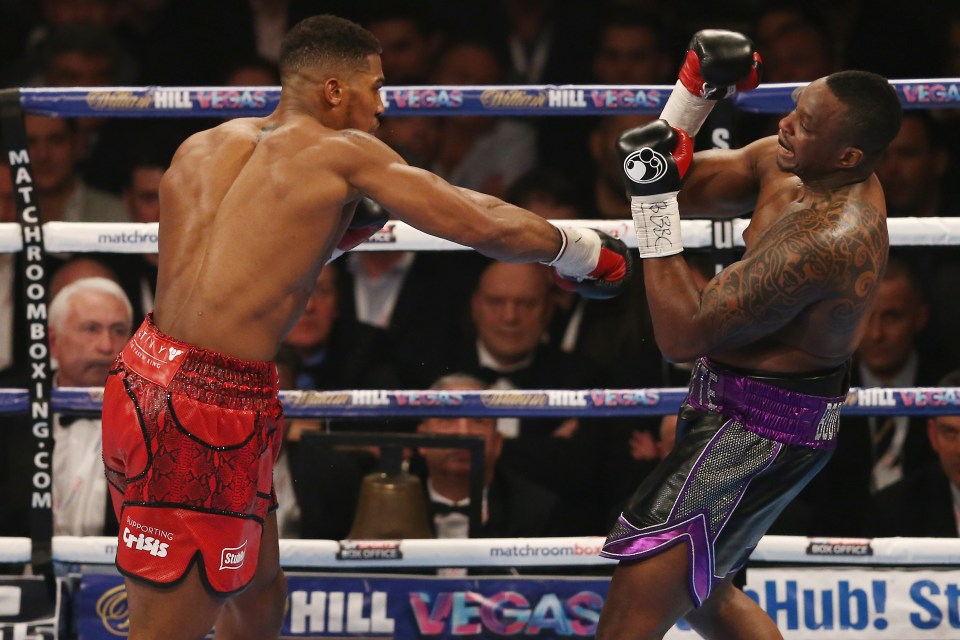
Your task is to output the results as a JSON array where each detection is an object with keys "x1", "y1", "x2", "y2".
[{"x1": 594, "y1": 30, "x2": 902, "y2": 640}]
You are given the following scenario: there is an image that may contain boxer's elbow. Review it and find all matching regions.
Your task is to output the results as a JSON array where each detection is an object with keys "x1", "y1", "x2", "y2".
[{"x1": 655, "y1": 331, "x2": 706, "y2": 364}]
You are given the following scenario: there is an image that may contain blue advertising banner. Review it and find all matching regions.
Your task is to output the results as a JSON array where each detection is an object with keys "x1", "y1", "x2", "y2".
[
  {"x1": 77, "y1": 572, "x2": 609, "y2": 639},
  {"x1": 74, "y1": 568, "x2": 960, "y2": 639}
]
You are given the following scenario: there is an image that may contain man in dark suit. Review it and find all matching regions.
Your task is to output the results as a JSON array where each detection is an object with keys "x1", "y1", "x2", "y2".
[
  {"x1": 418, "y1": 260, "x2": 605, "y2": 533},
  {"x1": 416, "y1": 373, "x2": 565, "y2": 539},
  {"x1": 776, "y1": 254, "x2": 938, "y2": 536},
  {"x1": 281, "y1": 262, "x2": 406, "y2": 540},
  {"x1": 867, "y1": 369, "x2": 960, "y2": 538}
]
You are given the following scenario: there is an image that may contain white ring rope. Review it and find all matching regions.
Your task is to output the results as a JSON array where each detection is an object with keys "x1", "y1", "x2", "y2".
[
  {"x1": 0, "y1": 535, "x2": 955, "y2": 568},
  {"x1": 1, "y1": 217, "x2": 960, "y2": 254}
]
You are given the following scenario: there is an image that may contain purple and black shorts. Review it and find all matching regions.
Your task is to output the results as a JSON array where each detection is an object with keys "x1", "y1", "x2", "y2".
[{"x1": 601, "y1": 357, "x2": 849, "y2": 607}]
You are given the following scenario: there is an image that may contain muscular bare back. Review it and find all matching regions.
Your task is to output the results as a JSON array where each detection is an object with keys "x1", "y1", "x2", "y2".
[
  {"x1": 671, "y1": 136, "x2": 889, "y2": 372},
  {"x1": 150, "y1": 108, "x2": 570, "y2": 362},
  {"x1": 153, "y1": 115, "x2": 357, "y2": 361}
]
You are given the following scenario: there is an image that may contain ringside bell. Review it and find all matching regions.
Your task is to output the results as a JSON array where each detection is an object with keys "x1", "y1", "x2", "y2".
[{"x1": 348, "y1": 470, "x2": 433, "y2": 539}]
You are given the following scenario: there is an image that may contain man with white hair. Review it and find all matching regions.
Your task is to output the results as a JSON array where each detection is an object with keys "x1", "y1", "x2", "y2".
[{"x1": 49, "y1": 277, "x2": 132, "y2": 535}]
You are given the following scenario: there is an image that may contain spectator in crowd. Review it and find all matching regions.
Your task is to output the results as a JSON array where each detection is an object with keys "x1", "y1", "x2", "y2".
[
  {"x1": 876, "y1": 111, "x2": 954, "y2": 219},
  {"x1": 270, "y1": 344, "x2": 323, "y2": 539},
  {"x1": 741, "y1": 5, "x2": 840, "y2": 142},
  {"x1": 223, "y1": 54, "x2": 280, "y2": 87},
  {"x1": 99, "y1": 148, "x2": 167, "y2": 322},
  {"x1": 423, "y1": 260, "x2": 604, "y2": 532},
  {"x1": 25, "y1": 22, "x2": 136, "y2": 89},
  {"x1": 112, "y1": 0, "x2": 259, "y2": 85},
  {"x1": 280, "y1": 264, "x2": 405, "y2": 539},
  {"x1": 282, "y1": 262, "x2": 399, "y2": 393},
  {"x1": 376, "y1": 116, "x2": 441, "y2": 169},
  {"x1": 0, "y1": 161, "x2": 18, "y2": 381},
  {"x1": 49, "y1": 277, "x2": 132, "y2": 536},
  {"x1": 25, "y1": 114, "x2": 128, "y2": 223},
  {"x1": 50, "y1": 256, "x2": 120, "y2": 299},
  {"x1": 416, "y1": 372, "x2": 565, "y2": 539},
  {"x1": 867, "y1": 368, "x2": 960, "y2": 538},
  {"x1": 786, "y1": 255, "x2": 939, "y2": 536},
  {"x1": 363, "y1": 1, "x2": 443, "y2": 84},
  {"x1": 591, "y1": 7, "x2": 673, "y2": 86},
  {"x1": 23, "y1": 23, "x2": 142, "y2": 194},
  {"x1": 588, "y1": 114, "x2": 657, "y2": 220},
  {"x1": 429, "y1": 38, "x2": 538, "y2": 199},
  {"x1": 539, "y1": 7, "x2": 674, "y2": 214},
  {"x1": 0, "y1": 277, "x2": 132, "y2": 537},
  {"x1": 337, "y1": 206, "x2": 485, "y2": 390},
  {"x1": 491, "y1": 0, "x2": 592, "y2": 85},
  {"x1": 754, "y1": 10, "x2": 837, "y2": 85}
]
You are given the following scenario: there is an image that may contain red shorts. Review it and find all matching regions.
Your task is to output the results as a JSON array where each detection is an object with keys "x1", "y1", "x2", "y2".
[{"x1": 102, "y1": 315, "x2": 283, "y2": 595}]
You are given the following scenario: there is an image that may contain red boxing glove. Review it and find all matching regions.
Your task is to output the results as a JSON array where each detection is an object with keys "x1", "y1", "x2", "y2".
[
  {"x1": 549, "y1": 229, "x2": 633, "y2": 300},
  {"x1": 678, "y1": 30, "x2": 762, "y2": 100},
  {"x1": 661, "y1": 29, "x2": 761, "y2": 136},
  {"x1": 328, "y1": 198, "x2": 389, "y2": 263}
]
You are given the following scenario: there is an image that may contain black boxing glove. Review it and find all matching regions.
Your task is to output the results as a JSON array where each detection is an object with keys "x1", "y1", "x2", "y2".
[
  {"x1": 546, "y1": 228, "x2": 633, "y2": 300},
  {"x1": 617, "y1": 119, "x2": 693, "y2": 258},
  {"x1": 327, "y1": 198, "x2": 390, "y2": 263},
  {"x1": 660, "y1": 29, "x2": 762, "y2": 136}
]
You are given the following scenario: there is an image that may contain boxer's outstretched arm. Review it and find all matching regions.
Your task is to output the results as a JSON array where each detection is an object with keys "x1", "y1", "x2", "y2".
[{"x1": 342, "y1": 131, "x2": 562, "y2": 263}]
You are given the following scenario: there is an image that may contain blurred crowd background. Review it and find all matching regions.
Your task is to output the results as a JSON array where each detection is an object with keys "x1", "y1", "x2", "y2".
[{"x1": 2, "y1": 0, "x2": 960, "y2": 548}]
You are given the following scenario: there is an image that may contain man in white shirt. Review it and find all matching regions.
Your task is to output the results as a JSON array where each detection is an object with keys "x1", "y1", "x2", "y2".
[
  {"x1": 49, "y1": 277, "x2": 132, "y2": 536},
  {"x1": 868, "y1": 369, "x2": 960, "y2": 538},
  {"x1": 416, "y1": 372, "x2": 562, "y2": 541}
]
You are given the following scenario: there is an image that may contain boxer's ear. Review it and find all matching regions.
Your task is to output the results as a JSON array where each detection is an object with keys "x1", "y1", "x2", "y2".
[{"x1": 324, "y1": 78, "x2": 343, "y2": 106}]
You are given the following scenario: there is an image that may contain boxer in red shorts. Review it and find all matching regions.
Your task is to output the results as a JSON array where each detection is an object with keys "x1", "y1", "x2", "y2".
[{"x1": 101, "y1": 14, "x2": 632, "y2": 640}]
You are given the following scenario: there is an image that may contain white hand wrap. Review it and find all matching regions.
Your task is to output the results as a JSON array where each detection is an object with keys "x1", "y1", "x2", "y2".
[
  {"x1": 631, "y1": 192, "x2": 683, "y2": 258},
  {"x1": 545, "y1": 227, "x2": 601, "y2": 279},
  {"x1": 659, "y1": 81, "x2": 715, "y2": 137}
]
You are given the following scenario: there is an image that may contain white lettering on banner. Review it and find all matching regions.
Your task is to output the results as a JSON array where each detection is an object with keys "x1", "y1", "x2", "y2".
[
  {"x1": 124, "y1": 516, "x2": 174, "y2": 540},
  {"x1": 711, "y1": 127, "x2": 731, "y2": 149},
  {"x1": 8, "y1": 149, "x2": 29, "y2": 165},
  {"x1": 855, "y1": 388, "x2": 897, "y2": 408},
  {"x1": 153, "y1": 89, "x2": 193, "y2": 109},
  {"x1": 122, "y1": 527, "x2": 169, "y2": 558},
  {"x1": 220, "y1": 541, "x2": 247, "y2": 570},
  {"x1": 12, "y1": 143, "x2": 54, "y2": 519},
  {"x1": 547, "y1": 89, "x2": 587, "y2": 108},
  {"x1": 351, "y1": 390, "x2": 390, "y2": 406},
  {"x1": 547, "y1": 390, "x2": 588, "y2": 407},
  {"x1": 289, "y1": 590, "x2": 395, "y2": 634},
  {"x1": 733, "y1": 567, "x2": 960, "y2": 638}
]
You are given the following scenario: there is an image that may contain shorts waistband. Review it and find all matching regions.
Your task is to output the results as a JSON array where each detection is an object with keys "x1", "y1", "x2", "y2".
[
  {"x1": 121, "y1": 315, "x2": 278, "y2": 410},
  {"x1": 685, "y1": 357, "x2": 850, "y2": 449}
]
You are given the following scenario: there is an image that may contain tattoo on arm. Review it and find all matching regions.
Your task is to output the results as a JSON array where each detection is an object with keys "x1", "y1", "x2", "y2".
[{"x1": 701, "y1": 195, "x2": 887, "y2": 351}]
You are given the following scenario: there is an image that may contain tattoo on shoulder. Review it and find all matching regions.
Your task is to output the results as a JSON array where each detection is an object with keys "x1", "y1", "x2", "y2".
[
  {"x1": 255, "y1": 122, "x2": 278, "y2": 143},
  {"x1": 703, "y1": 193, "x2": 888, "y2": 348}
]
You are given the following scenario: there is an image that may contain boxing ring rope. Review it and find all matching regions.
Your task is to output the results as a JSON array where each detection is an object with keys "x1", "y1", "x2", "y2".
[
  {"x1": 14, "y1": 79, "x2": 960, "y2": 118},
  {"x1": 5, "y1": 81, "x2": 960, "y2": 637},
  {"x1": 1, "y1": 386, "x2": 960, "y2": 418},
  {"x1": 1, "y1": 535, "x2": 958, "y2": 568},
  {"x1": 4, "y1": 216, "x2": 960, "y2": 255}
]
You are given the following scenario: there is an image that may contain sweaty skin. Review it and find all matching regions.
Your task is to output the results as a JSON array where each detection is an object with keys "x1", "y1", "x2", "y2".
[
  {"x1": 153, "y1": 54, "x2": 563, "y2": 360},
  {"x1": 648, "y1": 78, "x2": 888, "y2": 373}
]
